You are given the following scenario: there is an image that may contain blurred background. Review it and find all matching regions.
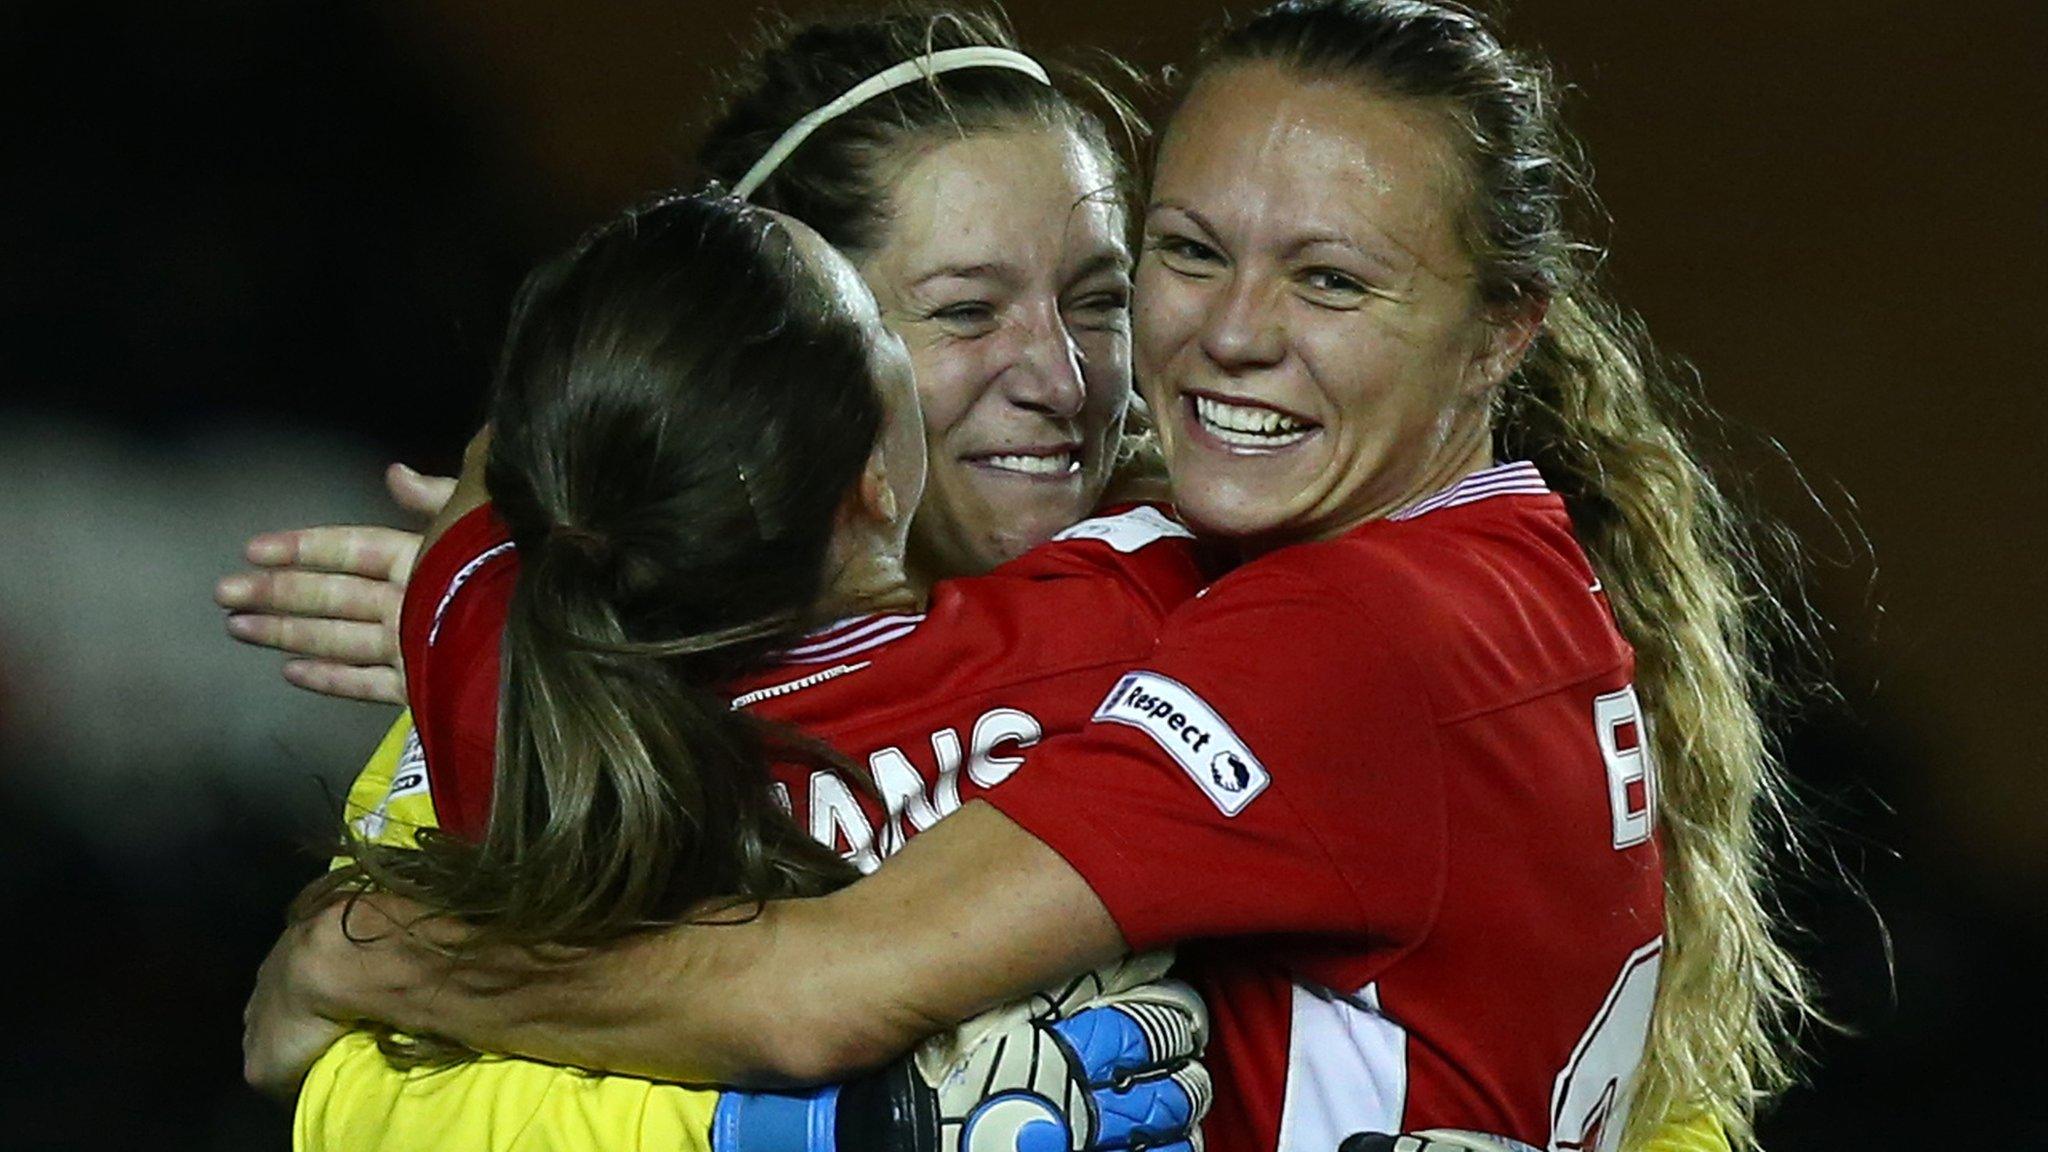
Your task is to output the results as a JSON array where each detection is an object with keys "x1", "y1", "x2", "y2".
[{"x1": 1, "y1": 1, "x2": 2039, "y2": 1147}]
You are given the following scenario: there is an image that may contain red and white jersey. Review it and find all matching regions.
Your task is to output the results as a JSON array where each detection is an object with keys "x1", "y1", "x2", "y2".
[
  {"x1": 985, "y1": 462, "x2": 1666, "y2": 1152},
  {"x1": 396, "y1": 501, "x2": 1209, "y2": 856}
]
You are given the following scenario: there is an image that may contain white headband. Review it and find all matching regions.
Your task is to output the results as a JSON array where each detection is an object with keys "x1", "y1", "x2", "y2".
[{"x1": 732, "y1": 46, "x2": 1052, "y2": 201}]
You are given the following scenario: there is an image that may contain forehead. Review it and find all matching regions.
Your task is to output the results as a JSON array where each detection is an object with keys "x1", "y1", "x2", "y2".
[
  {"x1": 870, "y1": 125, "x2": 1128, "y2": 282},
  {"x1": 1155, "y1": 63, "x2": 1467, "y2": 269}
]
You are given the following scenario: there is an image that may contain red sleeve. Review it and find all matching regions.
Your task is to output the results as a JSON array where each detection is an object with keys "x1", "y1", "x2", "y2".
[
  {"x1": 982, "y1": 554, "x2": 1446, "y2": 954},
  {"x1": 398, "y1": 504, "x2": 519, "y2": 842}
]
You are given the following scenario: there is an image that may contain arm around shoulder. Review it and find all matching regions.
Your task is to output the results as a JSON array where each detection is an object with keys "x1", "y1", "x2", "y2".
[{"x1": 277, "y1": 801, "x2": 1126, "y2": 1087}]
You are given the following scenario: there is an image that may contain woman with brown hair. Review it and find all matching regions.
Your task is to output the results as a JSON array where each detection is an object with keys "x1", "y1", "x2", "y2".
[
  {"x1": 285, "y1": 186, "x2": 1212, "y2": 1151},
  {"x1": 248, "y1": 3, "x2": 1805, "y2": 1150}
]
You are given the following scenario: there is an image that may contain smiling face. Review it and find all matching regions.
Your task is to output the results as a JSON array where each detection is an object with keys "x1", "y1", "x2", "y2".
[
  {"x1": 1137, "y1": 63, "x2": 1528, "y2": 546},
  {"x1": 858, "y1": 124, "x2": 1133, "y2": 578}
]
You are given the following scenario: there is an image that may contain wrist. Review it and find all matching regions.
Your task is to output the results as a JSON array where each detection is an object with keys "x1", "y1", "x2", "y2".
[
  {"x1": 712, "y1": 1084, "x2": 844, "y2": 1152},
  {"x1": 289, "y1": 901, "x2": 368, "y2": 1022}
]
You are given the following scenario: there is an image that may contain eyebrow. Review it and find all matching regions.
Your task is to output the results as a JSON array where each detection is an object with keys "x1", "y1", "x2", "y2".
[
  {"x1": 1148, "y1": 201, "x2": 1411, "y2": 278},
  {"x1": 908, "y1": 262, "x2": 1018, "y2": 290},
  {"x1": 1146, "y1": 200, "x2": 1219, "y2": 240},
  {"x1": 1287, "y1": 232, "x2": 1408, "y2": 277},
  {"x1": 1069, "y1": 250, "x2": 1133, "y2": 283}
]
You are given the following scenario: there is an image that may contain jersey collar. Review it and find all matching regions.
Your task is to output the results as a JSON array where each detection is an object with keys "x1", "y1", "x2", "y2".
[{"x1": 1388, "y1": 460, "x2": 1549, "y2": 522}]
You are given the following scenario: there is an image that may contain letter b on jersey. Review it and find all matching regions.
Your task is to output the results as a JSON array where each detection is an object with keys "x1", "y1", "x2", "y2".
[{"x1": 1592, "y1": 687, "x2": 1655, "y2": 850}]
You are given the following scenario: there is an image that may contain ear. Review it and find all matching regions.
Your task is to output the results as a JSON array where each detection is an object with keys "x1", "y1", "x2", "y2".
[
  {"x1": 1469, "y1": 294, "x2": 1549, "y2": 394},
  {"x1": 852, "y1": 437, "x2": 900, "y2": 527}
]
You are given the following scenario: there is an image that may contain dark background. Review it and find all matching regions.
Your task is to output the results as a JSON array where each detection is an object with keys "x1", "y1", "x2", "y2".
[{"x1": 2, "y1": 1, "x2": 2041, "y2": 1148}]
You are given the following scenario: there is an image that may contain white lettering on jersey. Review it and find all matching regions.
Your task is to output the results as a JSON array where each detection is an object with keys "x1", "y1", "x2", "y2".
[
  {"x1": 808, "y1": 769, "x2": 881, "y2": 874},
  {"x1": 968, "y1": 707, "x2": 1042, "y2": 788},
  {"x1": 1051, "y1": 505, "x2": 1194, "y2": 553},
  {"x1": 804, "y1": 707, "x2": 1044, "y2": 867},
  {"x1": 1095, "y1": 671, "x2": 1269, "y2": 816},
  {"x1": 1276, "y1": 982, "x2": 1407, "y2": 1152},
  {"x1": 1550, "y1": 939, "x2": 1662, "y2": 1152},
  {"x1": 869, "y1": 744, "x2": 949, "y2": 856},
  {"x1": 928, "y1": 726, "x2": 965, "y2": 814},
  {"x1": 1592, "y1": 686, "x2": 1656, "y2": 849}
]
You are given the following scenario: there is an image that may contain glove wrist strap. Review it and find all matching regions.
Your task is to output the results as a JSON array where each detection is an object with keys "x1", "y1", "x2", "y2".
[{"x1": 712, "y1": 1084, "x2": 843, "y2": 1152}]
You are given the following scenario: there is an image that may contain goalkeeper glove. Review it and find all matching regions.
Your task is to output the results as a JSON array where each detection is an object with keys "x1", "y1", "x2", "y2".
[{"x1": 715, "y1": 958, "x2": 1209, "y2": 1152}]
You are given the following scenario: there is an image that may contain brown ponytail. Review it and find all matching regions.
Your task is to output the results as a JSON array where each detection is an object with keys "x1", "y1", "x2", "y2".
[{"x1": 333, "y1": 191, "x2": 884, "y2": 1065}]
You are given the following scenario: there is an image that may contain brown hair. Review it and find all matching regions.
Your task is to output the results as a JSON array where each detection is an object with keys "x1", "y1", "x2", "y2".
[
  {"x1": 1188, "y1": 3, "x2": 1817, "y2": 1145},
  {"x1": 327, "y1": 190, "x2": 882, "y2": 1063},
  {"x1": 694, "y1": 4, "x2": 1142, "y2": 260}
]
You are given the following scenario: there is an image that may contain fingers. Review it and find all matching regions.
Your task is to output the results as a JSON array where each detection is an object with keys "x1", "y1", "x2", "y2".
[
  {"x1": 1090, "y1": 1064, "x2": 1211, "y2": 1151},
  {"x1": 1052, "y1": 979, "x2": 1208, "y2": 1084},
  {"x1": 386, "y1": 463, "x2": 459, "y2": 521},
  {"x1": 240, "y1": 524, "x2": 423, "y2": 580},
  {"x1": 224, "y1": 612, "x2": 394, "y2": 664},
  {"x1": 217, "y1": 568, "x2": 401, "y2": 624},
  {"x1": 243, "y1": 919, "x2": 348, "y2": 1100},
  {"x1": 1054, "y1": 1004, "x2": 1166, "y2": 1082},
  {"x1": 282, "y1": 660, "x2": 405, "y2": 706}
]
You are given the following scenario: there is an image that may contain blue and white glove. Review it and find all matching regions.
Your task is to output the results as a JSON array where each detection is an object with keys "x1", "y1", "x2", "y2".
[{"x1": 715, "y1": 955, "x2": 1210, "y2": 1152}]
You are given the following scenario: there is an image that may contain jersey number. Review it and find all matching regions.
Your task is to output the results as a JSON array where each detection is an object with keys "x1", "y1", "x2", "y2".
[
  {"x1": 1592, "y1": 686, "x2": 1655, "y2": 850},
  {"x1": 1549, "y1": 939, "x2": 1662, "y2": 1152}
]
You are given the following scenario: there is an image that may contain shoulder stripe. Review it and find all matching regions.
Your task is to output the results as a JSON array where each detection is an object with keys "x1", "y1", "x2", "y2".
[
  {"x1": 786, "y1": 621, "x2": 922, "y2": 664},
  {"x1": 780, "y1": 613, "x2": 926, "y2": 664},
  {"x1": 427, "y1": 541, "x2": 516, "y2": 647}
]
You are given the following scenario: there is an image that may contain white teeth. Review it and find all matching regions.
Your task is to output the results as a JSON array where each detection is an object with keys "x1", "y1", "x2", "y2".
[
  {"x1": 1193, "y1": 395, "x2": 1314, "y2": 447},
  {"x1": 982, "y1": 452, "x2": 1078, "y2": 476}
]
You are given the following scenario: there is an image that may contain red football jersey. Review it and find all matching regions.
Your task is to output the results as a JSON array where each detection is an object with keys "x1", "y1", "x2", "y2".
[
  {"x1": 984, "y1": 462, "x2": 1667, "y2": 1152},
  {"x1": 396, "y1": 502, "x2": 1209, "y2": 856}
]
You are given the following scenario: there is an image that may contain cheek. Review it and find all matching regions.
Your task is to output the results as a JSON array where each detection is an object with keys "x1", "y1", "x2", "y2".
[
  {"x1": 1132, "y1": 270, "x2": 1201, "y2": 377},
  {"x1": 1304, "y1": 333, "x2": 1461, "y2": 452},
  {"x1": 906, "y1": 346, "x2": 988, "y2": 447}
]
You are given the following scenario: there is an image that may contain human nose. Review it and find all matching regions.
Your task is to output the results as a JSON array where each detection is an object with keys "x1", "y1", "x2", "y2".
[
  {"x1": 999, "y1": 302, "x2": 1088, "y2": 418},
  {"x1": 1197, "y1": 272, "x2": 1284, "y2": 370}
]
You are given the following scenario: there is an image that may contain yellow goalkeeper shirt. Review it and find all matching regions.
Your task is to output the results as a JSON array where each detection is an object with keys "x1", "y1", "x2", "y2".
[{"x1": 296, "y1": 711, "x2": 721, "y2": 1152}]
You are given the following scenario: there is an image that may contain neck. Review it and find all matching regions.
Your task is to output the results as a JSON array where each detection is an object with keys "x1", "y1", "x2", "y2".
[
  {"x1": 1395, "y1": 423, "x2": 1496, "y2": 515},
  {"x1": 816, "y1": 547, "x2": 927, "y2": 622}
]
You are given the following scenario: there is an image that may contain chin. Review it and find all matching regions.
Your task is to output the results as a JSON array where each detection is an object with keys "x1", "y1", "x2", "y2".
[
  {"x1": 989, "y1": 491, "x2": 1088, "y2": 548},
  {"x1": 1169, "y1": 478, "x2": 1298, "y2": 543}
]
